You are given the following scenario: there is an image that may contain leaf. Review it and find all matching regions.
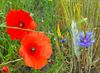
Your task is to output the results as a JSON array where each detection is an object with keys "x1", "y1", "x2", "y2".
[
  {"x1": 0, "y1": 22, "x2": 6, "y2": 27},
  {"x1": 78, "y1": 17, "x2": 87, "y2": 24},
  {"x1": 57, "y1": 24, "x2": 61, "y2": 37},
  {"x1": 0, "y1": 38, "x2": 5, "y2": 41},
  {"x1": 71, "y1": 20, "x2": 80, "y2": 58}
]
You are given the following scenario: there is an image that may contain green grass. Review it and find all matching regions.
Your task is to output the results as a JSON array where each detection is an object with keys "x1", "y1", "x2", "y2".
[{"x1": 0, "y1": 0, "x2": 100, "y2": 73}]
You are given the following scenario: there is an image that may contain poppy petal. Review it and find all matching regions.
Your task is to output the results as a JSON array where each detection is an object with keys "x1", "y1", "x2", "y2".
[
  {"x1": 19, "y1": 45, "x2": 47, "y2": 69},
  {"x1": 19, "y1": 32, "x2": 52, "y2": 69},
  {"x1": 6, "y1": 9, "x2": 37, "y2": 40}
]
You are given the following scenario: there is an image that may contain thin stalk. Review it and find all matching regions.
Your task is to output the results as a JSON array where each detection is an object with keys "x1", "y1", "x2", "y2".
[
  {"x1": 0, "y1": 25, "x2": 54, "y2": 35},
  {"x1": 0, "y1": 58, "x2": 23, "y2": 66},
  {"x1": 77, "y1": 57, "x2": 81, "y2": 73},
  {"x1": 0, "y1": 25, "x2": 38, "y2": 32},
  {"x1": 88, "y1": 46, "x2": 92, "y2": 73}
]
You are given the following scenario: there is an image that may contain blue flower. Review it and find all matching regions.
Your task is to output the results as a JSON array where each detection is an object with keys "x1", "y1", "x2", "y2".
[
  {"x1": 60, "y1": 38, "x2": 66, "y2": 43},
  {"x1": 78, "y1": 31, "x2": 96, "y2": 47}
]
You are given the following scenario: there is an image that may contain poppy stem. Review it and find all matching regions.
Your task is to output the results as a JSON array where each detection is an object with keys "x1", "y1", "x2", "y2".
[
  {"x1": 0, "y1": 58, "x2": 23, "y2": 66},
  {"x1": 0, "y1": 24, "x2": 54, "y2": 35},
  {"x1": 5, "y1": 26, "x2": 35, "y2": 32}
]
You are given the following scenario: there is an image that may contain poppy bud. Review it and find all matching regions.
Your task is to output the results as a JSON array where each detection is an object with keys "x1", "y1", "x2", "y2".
[
  {"x1": 49, "y1": 59, "x2": 53, "y2": 64},
  {"x1": 2, "y1": 66, "x2": 9, "y2": 73}
]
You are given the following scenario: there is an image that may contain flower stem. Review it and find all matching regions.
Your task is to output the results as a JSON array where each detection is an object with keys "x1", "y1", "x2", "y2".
[
  {"x1": 0, "y1": 25, "x2": 36, "y2": 32},
  {"x1": 88, "y1": 46, "x2": 92, "y2": 73},
  {"x1": 77, "y1": 57, "x2": 81, "y2": 73},
  {"x1": 0, "y1": 24, "x2": 54, "y2": 35},
  {"x1": 0, "y1": 58, "x2": 23, "y2": 66}
]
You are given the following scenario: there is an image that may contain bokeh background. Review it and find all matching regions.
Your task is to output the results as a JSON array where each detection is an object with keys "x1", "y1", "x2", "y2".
[{"x1": 0, "y1": 0, "x2": 100, "y2": 73}]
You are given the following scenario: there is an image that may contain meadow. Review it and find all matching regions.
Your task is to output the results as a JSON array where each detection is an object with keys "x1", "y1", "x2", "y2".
[{"x1": 0, "y1": 0, "x2": 100, "y2": 73}]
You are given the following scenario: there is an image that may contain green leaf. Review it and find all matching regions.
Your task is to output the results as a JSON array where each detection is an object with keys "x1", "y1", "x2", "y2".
[
  {"x1": 71, "y1": 20, "x2": 80, "y2": 58},
  {"x1": 0, "y1": 22, "x2": 6, "y2": 27},
  {"x1": 57, "y1": 24, "x2": 62, "y2": 37}
]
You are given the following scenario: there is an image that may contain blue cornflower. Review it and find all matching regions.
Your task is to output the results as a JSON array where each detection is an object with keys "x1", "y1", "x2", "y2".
[
  {"x1": 60, "y1": 38, "x2": 66, "y2": 43},
  {"x1": 78, "y1": 31, "x2": 96, "y2": 47}
]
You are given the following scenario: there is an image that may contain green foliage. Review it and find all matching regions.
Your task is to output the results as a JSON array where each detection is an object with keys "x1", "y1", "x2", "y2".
[{"x1": 0, "y1": 0, "x2": 100, "y2": 73}]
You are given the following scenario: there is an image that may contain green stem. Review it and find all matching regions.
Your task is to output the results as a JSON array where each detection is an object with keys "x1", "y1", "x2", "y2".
[
  {"x1": 88, "y1": 47, "x2": 92, "y2": 73},
  {"x1": 77, "y1": 57, "x2": 81, "y2": 73},
  {"x1": 0, "y1": 24, "x2": 54, "y2": 35},
  {"x1": 0, "y1": 25, "x2": 36, "y2": 32},
  {"x1": 0, "y1": 58, "x2": 23, "y2": 66}
]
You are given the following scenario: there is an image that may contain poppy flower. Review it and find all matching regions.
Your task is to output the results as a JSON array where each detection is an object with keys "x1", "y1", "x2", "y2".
[
  {"x1": 78, "y1": 31, "x2": 96, "y2": 47},
  {"x1": 2, "y1": 66, "x2": 9, "y2": 73},
  {"x1": 6, "y1": 9, "x2": 37, "y2": 40},
  {"x1": 19, "y1": 32, "x2": 52, "y2": 69}
]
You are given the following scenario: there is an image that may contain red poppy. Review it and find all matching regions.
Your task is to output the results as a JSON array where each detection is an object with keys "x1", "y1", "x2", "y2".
[
  {"x1": 6, "y1": 9, "x2": 37, "y2": 40},
  {"x1": 19, "y1": 32, "x2": 52, "y2": 69},
  {"x1": 2, "y1": 66, "x2": 9, "y2": 73}
]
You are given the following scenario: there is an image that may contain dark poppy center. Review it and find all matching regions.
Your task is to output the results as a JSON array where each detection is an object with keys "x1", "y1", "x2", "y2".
[
  {"x1": 31, "y1": 48, "x2": 35, "y2": 52},
  {"x1": 19, "y1": 22, "x2": 24, "y2": 28}
]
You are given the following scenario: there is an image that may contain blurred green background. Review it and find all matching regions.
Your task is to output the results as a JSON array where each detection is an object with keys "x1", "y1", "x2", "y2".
[{"x1": 0, "y1": 0, "x2": 100, "y2": 73}]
